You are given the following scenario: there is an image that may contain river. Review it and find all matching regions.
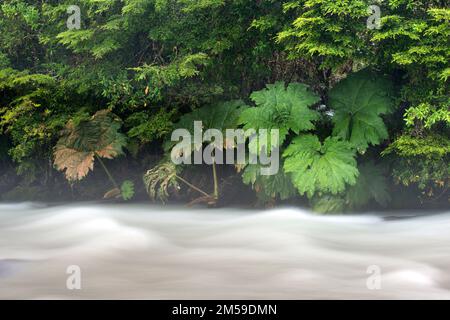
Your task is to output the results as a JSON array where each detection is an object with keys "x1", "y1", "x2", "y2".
[{"x1": 0, "y1": 202, "x2": 449, "y2": 299}]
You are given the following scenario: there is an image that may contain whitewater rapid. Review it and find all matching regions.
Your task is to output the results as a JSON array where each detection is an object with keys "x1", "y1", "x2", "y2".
[{"x1": 0, "y1": 203, "x2": 449, "y2": 299}]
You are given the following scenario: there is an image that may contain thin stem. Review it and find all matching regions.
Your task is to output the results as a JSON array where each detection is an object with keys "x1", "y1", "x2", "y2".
[
  {"x1": 212, "y1": 158, "x2": 219, "y2": 200},
  {"x1": 95, "y1": 153, "x2": 120, "y2": 190},
  {"x1": 175, "y1": 174, "x2": 211, "y2": 198}
]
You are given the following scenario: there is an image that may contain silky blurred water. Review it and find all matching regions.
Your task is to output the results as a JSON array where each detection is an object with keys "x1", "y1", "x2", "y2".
[{"x1": 0, "y1": 202, "x2": 449, "y2": 299}]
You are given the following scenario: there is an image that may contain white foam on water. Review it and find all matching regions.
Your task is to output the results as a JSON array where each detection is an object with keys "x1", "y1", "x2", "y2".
[{"x1": 0, "y1": 203, "x2": 449, "y2": 299}]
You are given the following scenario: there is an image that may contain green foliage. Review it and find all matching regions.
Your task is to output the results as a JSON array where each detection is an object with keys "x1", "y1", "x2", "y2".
[
  {"x1": 238, "y1": 81, "x2": 320, "y2": 202},
  {"x1": 0, "y1": 0, "x2": 448, "y2": 209},
  {"x1": 241, "y1": 163, "x2": 296, "y2": 202},
  {"x1": 310, "y1": 195, "x2": 347, "y2": 214},
  {"x1": 176, "y1": 100, "x2": 247, "y2": 133},
  {"x1": 120, "y1": 180, "x2": 135, "y2": 201},
  {"x1": 37, "y1": 0, "x2": 283, "y2": 111},
  {"x1": 126, "y1": 109, "x2": 175, "y2": 144},
  {"x1": 283, "y1": 135, "x2": 358, "y2": 198},
  {"x1": 329, "y1": 70, "x2": 395, "y2": 152},
  {"x1": 239, "y1": 82, "x2": 320, "y2": 152},
  {"x1": 0, "y1": 1, "x2": 42, "y2": 68},
  {"x1": 311, "y1": 162, "x2": 391, "y2": 213},
  {"x1": 278, "y1": 1, "x2": 448, "y2": 205},
  {"x1": 384, "y1": 134, "x2": 450, "y2": 159},
  {"x1": 345, "y1": 161, "x2": 391, "y2": 209},
  {"x1": 167, "y1": 100, "x2": 248, "y2": 153},
  {"x1": 54, "y1": 110, "x2": 127, "y2": 181},
  {"x1": 371, "y1": 5, "x2": 449, "y2": 83},
  {"x1": 132, "y1": 53, "x2": 210, "y2": 86},
  {"x1": 0, "y1": 68, "x2": 72, "y2": 182},
  {"x1": 404, "y1": 102, "x2": 450, "y2": 129},
  {"x1": 277, "y1": 0, "x2": 370, "y2": 69},
  {"x1": 163, "y1": 99, "x2": 249, "y2": 202},
  {"x1": 382, "y1": 134, "x2": 449, "y2": 196},
  {"x1": 389, "y1": 156, "x2": 449, "y2": 200}
]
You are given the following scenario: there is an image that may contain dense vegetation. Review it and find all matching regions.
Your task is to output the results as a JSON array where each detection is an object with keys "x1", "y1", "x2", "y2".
[{"x1": 0, "y1": 0, "x2": 448, "y2": 212}]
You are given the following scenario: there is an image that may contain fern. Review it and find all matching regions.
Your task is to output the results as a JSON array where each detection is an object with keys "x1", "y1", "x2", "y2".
[
  {"x1": 329, "y1": 70, "x2": 395, "y2": 152},
  {"x1": 283, "y1": 135, "x2": 359, "y2": 198}
]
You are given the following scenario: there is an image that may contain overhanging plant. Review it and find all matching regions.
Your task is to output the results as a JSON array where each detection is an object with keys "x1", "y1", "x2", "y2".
[
  {"x1": 145, "y1": 100, "x2": 248, "y2": 205},
  {"x1": 238, "y1": 82, "x2": 320, "y2": 201},
  {"x1": 53, "y1": 109, "x2": 134, "y2": 200}
]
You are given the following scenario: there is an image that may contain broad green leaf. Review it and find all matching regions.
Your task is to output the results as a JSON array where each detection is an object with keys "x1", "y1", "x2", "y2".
[
  {"x1": 329, "y1": 70, "x2": 395, "y2": 152},
  {"x1": 311, "y1": 161, "x2": 391, "y2": 213},
  {"x1": 283, "y1": 135, "x2": 359, "y2": 198},
  {"x1": 175, "y1": 100, "x2": 247, "y2": 133},
  {"x1": 240, "y1": 82, "x2": 320, "y2": 152}
]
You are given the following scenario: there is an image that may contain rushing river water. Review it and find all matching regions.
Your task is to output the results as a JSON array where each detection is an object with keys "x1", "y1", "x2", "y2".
[{"x1": 0, "y1": 202, "x2": 449, "y2": 299}]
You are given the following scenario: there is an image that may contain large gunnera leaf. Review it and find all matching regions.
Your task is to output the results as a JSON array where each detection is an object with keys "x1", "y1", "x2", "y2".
[
  {"x1": 329, "y1": 70, "x2": 394, "y2": 152},
  {"x1": 54, "y1": 110, "x2": 127, "y2": 181},
  {"x1": 174, "y1": 100, "x2": 247, "y2": 134},
  {"x1": 283, "y1": 135, "x2": 359, "y2": 198},
  {"x1": 239, "y1": 82, "x2": 320, "y2": 152},
  {"x1": 165, "y1": 100, "x2": 248, "y2": 153},
  {"x1": 311, "y1": 161, "x2": 391, "y2": 213}
]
